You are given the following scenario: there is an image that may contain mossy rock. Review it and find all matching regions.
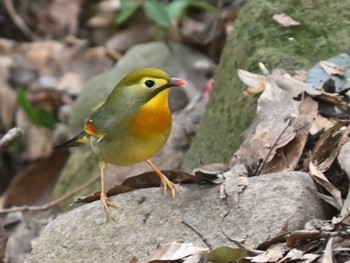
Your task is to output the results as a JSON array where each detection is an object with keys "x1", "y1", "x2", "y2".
[{"x1": 182, "y1": 0, "x2": 350, "y2": 170}]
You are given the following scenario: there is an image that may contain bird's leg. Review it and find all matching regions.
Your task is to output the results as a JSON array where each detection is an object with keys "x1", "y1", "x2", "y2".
[
  {"x1": 145, "y1": 159, "x2": 177, "y2": 198},
  {"x1": 99, "y1": 160, "x2": 119, "y2": 221}
]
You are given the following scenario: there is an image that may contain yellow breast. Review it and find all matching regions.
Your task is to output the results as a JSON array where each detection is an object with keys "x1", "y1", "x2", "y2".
[{"x1": 131, "y1": 89, "x2": 172, "y2": 139}]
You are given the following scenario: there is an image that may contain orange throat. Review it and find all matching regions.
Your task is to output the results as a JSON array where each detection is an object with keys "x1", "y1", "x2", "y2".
[{"x1": 131, "y1": 89, "x2": 172, "y2": 139}]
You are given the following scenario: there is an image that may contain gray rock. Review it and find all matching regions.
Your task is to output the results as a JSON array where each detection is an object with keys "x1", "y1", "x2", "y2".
[{"x1": 29, "y1": 172, "x2": 325, "y2": 262}]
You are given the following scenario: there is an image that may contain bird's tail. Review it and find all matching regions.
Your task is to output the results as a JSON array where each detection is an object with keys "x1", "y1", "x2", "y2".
[{"x1": 54, "y1": 131, "x2": 90, "y2": 148}]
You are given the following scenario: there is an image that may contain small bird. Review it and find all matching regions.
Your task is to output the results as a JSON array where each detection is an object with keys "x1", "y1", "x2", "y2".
[{"x1": 56, "y1": 68, "x2": 186, "y2": 221}]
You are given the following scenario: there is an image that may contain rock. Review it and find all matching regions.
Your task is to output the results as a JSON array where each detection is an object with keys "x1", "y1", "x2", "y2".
[
  {"x1": 182, "y1": 0, "x2": 350, "y2": 171},
  {"x1": 29, "y1": 172, "x2": 325, "y2": 262}
]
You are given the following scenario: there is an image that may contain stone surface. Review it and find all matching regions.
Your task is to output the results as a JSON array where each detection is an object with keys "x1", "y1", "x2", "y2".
[
  {"x1": 182, "y1": 0, "x2": 350, "y2": 171},
  {"x1": 29, "y1": 172, "x2": 325, "y2": 262}
]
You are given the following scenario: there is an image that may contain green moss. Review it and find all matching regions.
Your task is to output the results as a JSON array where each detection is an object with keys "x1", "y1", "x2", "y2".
[{"x1": 182, "y1": 0, "x2": 350, "y2": 170}]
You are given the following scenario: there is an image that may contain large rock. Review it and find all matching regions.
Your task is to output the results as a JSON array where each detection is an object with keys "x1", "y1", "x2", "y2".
[
  {"x1": 182, "y1": 0, "x2": 350, "y2": 170},
  {"x1": 29, "y1": 172, "x2": 325, "y2": 262}
]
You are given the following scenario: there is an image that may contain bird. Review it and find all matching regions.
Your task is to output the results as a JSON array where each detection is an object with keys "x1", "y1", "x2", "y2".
[{"x1": 56, "y1": 68, "x2": 187, "y2": 221}]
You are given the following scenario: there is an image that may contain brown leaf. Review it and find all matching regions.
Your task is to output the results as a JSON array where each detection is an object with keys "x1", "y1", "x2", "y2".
[
  {"x1": 147, "y1": 242, "x2": 209, "y2": 262},
  {"x1": 337, "y1": 141, "x2": 350, "y2": 180},
  {"x1": 272, "y1": 13, "x2": 301, "y2": 27},
  {"x1": 76, "y1": 170, "x2": 211, "y2": 204},
  {"x1": 0, "y1": 57, "x2": 17, "y2": 130},
  {"x1": 287, "y1": 230, "x2": 321, "y2": 248},
  {"x1": 38, "y1": 0, "x2": 83, "y2": 37},
  {"x1": 271, "y1": 69, "x2": 322, "y2": 97},
  {"x1": 238, "y1": 69, "x2": 266, "y2": 95},
  {"x1": 311, "y1": 121, "x2": 350, "y2": 172},
  {"x1": 247, "y1": 243, "x2": 286, "y2": 262},
  {"x1": 321, "y1": 238, "x2": 334, "y2": 263},
  {"x1": 309, "y1": 115, "x2": 334, "y2": 136},
  {"x1": 261, "y1": 96, "x2": 317, "y2": 173},
  {"x1": 1, "y1": 148, "x2": 70, "y2": 207},
  {"x1": 309, "y1": 162, "x2": 343, "y2": 210},
  {"x1": 319, "y1": 61, "x2": 346, "y2": 76}
]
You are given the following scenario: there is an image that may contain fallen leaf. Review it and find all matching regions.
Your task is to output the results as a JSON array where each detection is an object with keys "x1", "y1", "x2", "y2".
[
  {"x1": 340, "y1": 185, "x2": 350, "y2": 224},
  {"x1": 279, "y1": 248, "x2": 304, "y2": 261},
  {"x1": 271, "y1": 68, "x2": 322, "y2": 97},
  {"x1": 337, "y1": 141, "x2": 350, "y2": 180},
  {"x1": 192, "y1": 163, "x2": 229, "y2": 184},
  {"x1": 321, "y1": 238, "x2": 334, "y2": 263},
  {"x1": 248, "y1": 243, "x2": 286, "y2": 262},
  {"x1": 261, "y1": 96, "x2": 317, "y2": 174},
  {"x1": 309, "y1": 115, "x2": 334, "y2": 136},
  {"x1": 309, "y1": 162, "x2": 342, "y2": 210},
  {"x1": 287, "y1": 230, "x2": 321, "y2": 248},
  {"x1": 238, "y1": 69, "x2": 266, "y2": 95},
  {"x1": 76, "y1": 169, "x2": 212, "y2": 204},
  {"x1": 311, "y1": 121, "x2": 350, "y2": 172},
  {"x1": 300, "y1": 253, "x2": 320, "y2": 263},
  {"x1": 1, "y1": 148, "x2": 70, "y2": 207},
  {"x1": 272, "y1": 13, "x2": 300, "y2": 27},
  {"x1": 319, "y1": 61, "x2": 346, "y2": 76},
  {"x1": 208, "y1": 246, "x2": 247, "y2": 263},
  {"x1": 148, "y1": 242, "x2": 209, "y2": 262}
]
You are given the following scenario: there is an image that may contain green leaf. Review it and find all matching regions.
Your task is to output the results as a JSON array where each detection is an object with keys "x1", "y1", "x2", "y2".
[
  {"x1": 166, "y1": 0, "x2": 191, "y2": 21},
  {"x1": 208, "y1": 246, "x2": 247, "y2": 263},
  {"x1": 116, "y1": 0, "x2": 142, "y2": 25},
  {"x1": 189, "y1": 1, "x2": 218, "y2": 12},
  {"x1": 143, "y1": 0, "x2": 171, "y2": 27},
  {"x1": 17, "y1": 88, "x2": 57, "y2": 130}
]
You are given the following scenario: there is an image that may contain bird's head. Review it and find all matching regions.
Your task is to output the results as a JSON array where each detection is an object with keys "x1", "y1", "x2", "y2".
[{"x1": 106, "y1": 68, "x2": 186, "y2": 107}]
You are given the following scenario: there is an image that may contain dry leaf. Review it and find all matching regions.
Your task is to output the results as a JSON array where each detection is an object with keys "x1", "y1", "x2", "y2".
[
  {"x1": 280, "y1": 248, "x2": 303, "y2": 262},
  {"x1": 338, "y1": 141, "x2": 350, "y2": 180},
  {"x1": 319, "y1": 61, "x2": 346, "y2": 76},
  {"x1": 261, "y1": 96, "x2": 317, "y2": 174},
  {"x1": 287, "y1": 230, "x2": 321, "y2": 247},
  {"x1": 311, "y1": 121, "x2": 350, "y2": 172},
  {"x1": 147, "y1": 242, "x2": 209, "y2": 262},
  {"x1": 340, "y1": 185, "x2": 350, "y2": 224},
  {"x1": 271, "y1": 69, "x2": 322, "y2": 97},
  {"x1": 272, "y1": 13, "x2": 300, "y2": 27},
  {"x1": 238, "y1": 69, "x2": 266, "y2": 95},
  {"x1": 321, "y1": 238, "x2": 334, "y2": 263},
  {"x1": 1, "y1": 148, "x2": 70, "y2": 207},
  {"x1": 309, "y1": 115, "x2": 334, "y2": 135},
  {"x1": 309, "y1": 162, "x2": 342, "y2": 210},
  {"x1": 248, "y1": 243, "x2": 286, "y2": 262}
]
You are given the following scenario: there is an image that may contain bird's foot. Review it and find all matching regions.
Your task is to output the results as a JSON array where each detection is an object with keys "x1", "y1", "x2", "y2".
[
  {"x1": 100, "y1": 192, "x2": 119, "y2": 221},
  {"x1": 159, "y1": 174, "x2": 178, "y2": 198}
]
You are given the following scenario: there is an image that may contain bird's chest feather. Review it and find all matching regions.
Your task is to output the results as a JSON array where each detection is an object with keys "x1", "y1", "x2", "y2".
[{"x1": 130, "y1": 90, "x2": 172, "y2": 139}]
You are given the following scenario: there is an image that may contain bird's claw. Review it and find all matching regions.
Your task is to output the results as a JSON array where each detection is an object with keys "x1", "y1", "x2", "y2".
[
  {"x1": 160, "y1": 177, "x2": 177, "y2": 199},
  {"x1": 100, "y1": 192, "x2": 119, "y2": 221}
]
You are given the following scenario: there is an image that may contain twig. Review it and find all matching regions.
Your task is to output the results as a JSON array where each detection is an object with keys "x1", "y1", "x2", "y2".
[
  {"x1": 181, "y1": 219, "x2": 212, "y2": 249},
  {"x1": 0, "y1": 175, "x2": 100, "y2": 214},
  {"x1": 4, "y1": 0, "x2": 35, "y2": 40},
  {"x1": 0, "y1": 127, "x2": 24, "y2": 151}
]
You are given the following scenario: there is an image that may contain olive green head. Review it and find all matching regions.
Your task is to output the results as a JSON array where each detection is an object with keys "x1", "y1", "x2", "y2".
[{"x1": 105, "y1": 68, "x2": 186, "y2": 106}]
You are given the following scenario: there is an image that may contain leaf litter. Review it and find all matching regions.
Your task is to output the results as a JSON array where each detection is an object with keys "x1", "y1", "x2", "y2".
[{"x1": 1, "y1": 3, "x2": 350, "y2": 260}]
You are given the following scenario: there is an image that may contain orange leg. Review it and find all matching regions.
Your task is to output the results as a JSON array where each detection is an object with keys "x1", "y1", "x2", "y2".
[
  {"x1": 99, "y1": 160, "x2": 119, "y2": 221},
  {"x1": 146, "y1": 159, "x2": 177, "y2": 198}
]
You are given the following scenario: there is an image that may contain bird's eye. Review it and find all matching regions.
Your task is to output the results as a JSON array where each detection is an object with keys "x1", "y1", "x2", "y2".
[{"x1": 145, "y1": 80, "x2": 155, "y2": 88}]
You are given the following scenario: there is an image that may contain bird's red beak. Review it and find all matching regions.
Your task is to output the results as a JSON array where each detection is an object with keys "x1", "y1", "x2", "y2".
[{"x1": 169, "y1": 77, "x2": 187, "y2": 87}]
